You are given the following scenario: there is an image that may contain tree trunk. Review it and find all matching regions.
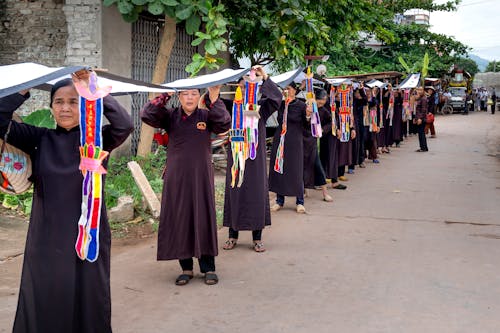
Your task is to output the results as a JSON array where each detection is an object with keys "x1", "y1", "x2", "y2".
[{"x1": 136, "y1": 16, "x2": 177, "y2": 157}]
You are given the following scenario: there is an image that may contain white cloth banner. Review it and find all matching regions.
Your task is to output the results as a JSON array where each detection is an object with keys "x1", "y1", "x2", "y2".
[
  {"x1": 397, "y1": 73, "x2": 421, "y2": 89},
  {"x1": 163, "y1": 68, "x2": 250, "y2": 89},
  {"x1": 0, "y1": 62, "x2": 174, "y2": 98}
]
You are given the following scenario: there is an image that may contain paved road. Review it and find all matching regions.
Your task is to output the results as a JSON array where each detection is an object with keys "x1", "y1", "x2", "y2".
[{"x1": 1, "y1": 111, "x2": 499, "y2": 332}]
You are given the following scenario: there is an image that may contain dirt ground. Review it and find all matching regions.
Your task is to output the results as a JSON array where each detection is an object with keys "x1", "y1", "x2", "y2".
[{"x1": 1, "y1": 111, "x2": 499, "y2": 332}]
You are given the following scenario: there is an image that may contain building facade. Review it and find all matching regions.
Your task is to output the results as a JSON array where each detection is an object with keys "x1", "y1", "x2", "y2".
[{"x1": 0, "y1": 0, "x2": 205, "y2": 155}]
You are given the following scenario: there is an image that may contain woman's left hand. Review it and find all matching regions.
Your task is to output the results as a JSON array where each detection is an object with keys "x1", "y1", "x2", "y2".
[
  {"x1": 351, "y1": 129, "x2": 356, "y2": 139},
  {"x1": 72, "y1": 69, "x2": 91, "y2": 86}
]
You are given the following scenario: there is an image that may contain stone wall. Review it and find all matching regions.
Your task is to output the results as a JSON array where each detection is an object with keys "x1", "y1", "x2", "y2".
[{"x1": 0, "y1": 0, "x2": 67, "y2": 66}]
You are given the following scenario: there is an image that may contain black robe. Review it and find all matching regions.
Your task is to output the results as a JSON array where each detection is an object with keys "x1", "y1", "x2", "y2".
[
  {"x1": 303, "y1": 113, "x2": 327, "y2": 189},
  {"x1": 222, "y1": 79, "x2": 282, "y2": 231},
  {"x1": 269, "y1": 99, "x2": 307, "y2": 196},
  {"x1": 318, "y1": 104, "x2": 338, "y2": 180},
  {"x1": 353, "y1": 91, "x2": 367, "y2": 165},
  {"x1": 392, "y1": 95, "x2": 403, "y2": 142},
  {"x1": 141, "y1": 95, "x2": 230, "y2": 260},
  {"x1": 0, "y1": 93, "x2": 133, "y2": 333}
]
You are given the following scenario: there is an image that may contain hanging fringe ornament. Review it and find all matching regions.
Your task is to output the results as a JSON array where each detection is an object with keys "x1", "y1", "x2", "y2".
[
  {"x1": 402, "y1": 89, "x2": 412, "y2": 121},
  {"x1": 379, "y1": 88, "x2": 384, "y2": 129},
  {"x1": 387, "y1": 91, "x2": 394, "y2": 126},
  {"x1": 369, "y1": 93, "x2": 379, "y2": 133},
  {"x1": 305, "y1": 67, "x2": 322, "y2": 138},
  {"x1": 274, "y1": 94, "x2": 291, "y2": 174},
  {"x1": 243, "y1": 69, "x2": 262, "y2": 161},
  {"x1": 229, "y1": 87, "x2": 245, "y2": 188},
  {"x1": 338, "y1": 83, "x2": 352, "y2": 142},
  {"x1": 330, "y1": 86, "x2": 338, "y2": 135},
  {"x1": 74, "y1": 71, "x2": 111, "y2": 262}
]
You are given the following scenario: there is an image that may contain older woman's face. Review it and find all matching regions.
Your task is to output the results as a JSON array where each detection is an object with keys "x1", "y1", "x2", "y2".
[
  {"x1": 179, "y1": 89, "x2": 201, "y2": 113},
  {"x1": 51, "y1": 85, "x2": 80, "y2": 130}
]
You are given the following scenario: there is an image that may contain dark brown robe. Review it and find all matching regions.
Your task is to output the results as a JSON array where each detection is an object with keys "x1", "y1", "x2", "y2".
[
  {"x1": 269, "y1": 98, "x2": 307, "y2": 196},
  {"x1": 223, "y1": 79, "x2": 282, "y2": 231},
  {"x1": 392, "y1": 95, "x2": 403, "y2": 142},
  {"x1": 303, "y1": 125, "x2": 318, "y2": 189},
  {"x1": 318, "y1": 104, "x2": 338, "y2": 180},
  {"x1": 141, "y1": 95, "x2": 230, "y2": 260},
  {"x1": 0, "y1": 93, "x2": 133, "y2": 333}
]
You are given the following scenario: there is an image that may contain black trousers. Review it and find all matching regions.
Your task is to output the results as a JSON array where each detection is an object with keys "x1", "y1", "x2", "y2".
[
  {"x1": 179, "y1": 255, "x2": 215, "y2": 273},
  {"x1": 338, "y1": 166, "x2": 345, "y2": 177},
  {"x1": 313, "y1": 152, "x2": 327, "y2": 186},
  {"x1": 229, "y1": 227, "x2": 262, "y2": 241},
  {"x1": 417, "y1": 122, "x2": 428, "y2": 151}
]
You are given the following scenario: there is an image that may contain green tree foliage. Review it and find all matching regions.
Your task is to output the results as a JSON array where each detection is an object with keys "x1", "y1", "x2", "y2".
[
  {"x1": 324, "y1": 0, "x2": 469, "y2": 78},
  {"x1": 485, "y1": 60, "x2": 499, "y2": 72},
  {"x1": 103, "y1": 0, "x2": 228, "y2": 76},
  {"x1": 221, "y1": 0, "x2": 330, "y2": 70},
  {"x1": 454, "y1": 57, "x2": 479, "y2": 76}
]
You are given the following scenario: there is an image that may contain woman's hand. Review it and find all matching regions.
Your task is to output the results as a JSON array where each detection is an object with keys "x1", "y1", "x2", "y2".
[
  {"x1": 417, "y1": 119, "x2": 422, "y2": 125},
  {"x1": 351, "y1": 129, "x2": 356, "y2": 139},
  {"x1": 252, "y1": 65, "x2": 268, "y2": 81},
  {"x1": 208, "y1": 85, "x2": 221, "y2": 104},
  {"x1": 306, "y1": 104, "x2": 313, "y2": 118},
  {"x1": 71, "y1": 69, "x2": 91, "y2": 86}
]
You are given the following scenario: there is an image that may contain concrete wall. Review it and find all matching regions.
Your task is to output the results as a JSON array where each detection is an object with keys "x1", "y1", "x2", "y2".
[{"x1": 101, "y1": 5, "x2": 133, "y2": 157}]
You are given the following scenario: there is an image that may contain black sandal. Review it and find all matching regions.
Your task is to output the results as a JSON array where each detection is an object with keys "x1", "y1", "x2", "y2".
[
  {"x1": 204, "y1": 272, "x2": 219, "y2": 285},
  {"x1": 175, "y1": 274, "x2": 193, "y2": 286}
]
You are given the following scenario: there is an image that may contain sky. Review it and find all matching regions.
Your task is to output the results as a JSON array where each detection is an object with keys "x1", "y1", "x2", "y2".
[{"x1": 429, "y1": 0, "x2": 500, "y2": 61}]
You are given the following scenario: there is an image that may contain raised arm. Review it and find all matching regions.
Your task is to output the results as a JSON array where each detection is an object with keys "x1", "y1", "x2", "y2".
[
  {"x1": 140, "y1": 93, "x2": 173, "y2": 131},
  {"x1": 258, "y1": 78, "x2": 282, "y2": 121},
  {"x1": 205, "y1": 86, "x2": 231, "y2": 135},
  {"x1": 101, "y1": 95, "x2": 134, "y2": 152},
  {"x1": 0, "y1": 92, "x2": 46, "y2": 155}
]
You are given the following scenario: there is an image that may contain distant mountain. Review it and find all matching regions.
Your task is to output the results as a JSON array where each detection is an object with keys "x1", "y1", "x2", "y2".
[{"x1": 469, "y1": 54, "x2": 489, "y2": 72}]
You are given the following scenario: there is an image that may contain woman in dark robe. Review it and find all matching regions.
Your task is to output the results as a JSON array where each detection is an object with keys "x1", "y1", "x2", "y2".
[
  {"x1": 1, "y1": 71, "x2": 133, "y2": 333},
  {"x1": 141, "y1": 85, "x2": 231, "y2": 286},
  {"x1": 381, "y1": 84, "x2": 394, "y2": 152},
  {"x1": 319, "y1": 91, "x2": 346, "y2": 190},
  {"x1": 303, "y1": 89, "x2": 333, "y2": 202},
  {"x1": 392, "y1": 90, "x2": 403, "y2": 147},
  {"x1": 269, "y1": 83, "x2": 311, "y2": 213},
  {"x1": 366, "y1": 88, "x2": 380, "y2": 163},
  {"x1": 336, "y1": 96, "x2": 355, "y2": 182},
  {"x1": 222, "y1": 66, "x2": 282, "y2": 253},
  {"x1": 350, "y1": 86, "x2": 368, "y2": 170}
]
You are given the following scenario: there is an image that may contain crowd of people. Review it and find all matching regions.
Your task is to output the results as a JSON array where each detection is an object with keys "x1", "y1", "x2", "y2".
[
  {"x1": 141, "y1": 67, "x2": 444, "y2": 291},
  {"x1": 0, "y1": 67, "x2": 446, "y2": 332}
]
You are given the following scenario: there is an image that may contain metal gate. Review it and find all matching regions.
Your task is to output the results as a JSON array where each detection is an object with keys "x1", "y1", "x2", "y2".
[{"x1": 130, "y1": 15, "x2": 196, "y2": 155}]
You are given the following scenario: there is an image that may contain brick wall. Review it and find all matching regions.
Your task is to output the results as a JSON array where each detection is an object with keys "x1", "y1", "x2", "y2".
[
  {"x1": 0, "y1": 0, "x2": 68, "y2": 113},
  {"x1": 63, "y1": 0, "x2": 102, "y2": 67},
  {"x1": 0, "y1": 0, "x2": 103, "y2": 114}
]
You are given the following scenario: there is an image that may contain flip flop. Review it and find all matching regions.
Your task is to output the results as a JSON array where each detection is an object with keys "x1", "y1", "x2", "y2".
[
  {"x1": 204, "y1": 273, "x2": 219, "y2": 285},
  {"x1": 175, "y1": 274, "x2": 193, "y2": 286}
]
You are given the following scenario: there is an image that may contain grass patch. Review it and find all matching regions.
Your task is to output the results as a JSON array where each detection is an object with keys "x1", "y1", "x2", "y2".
[{"x1": 1, "y1": 145, "x2": 227, "y2": 238}]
